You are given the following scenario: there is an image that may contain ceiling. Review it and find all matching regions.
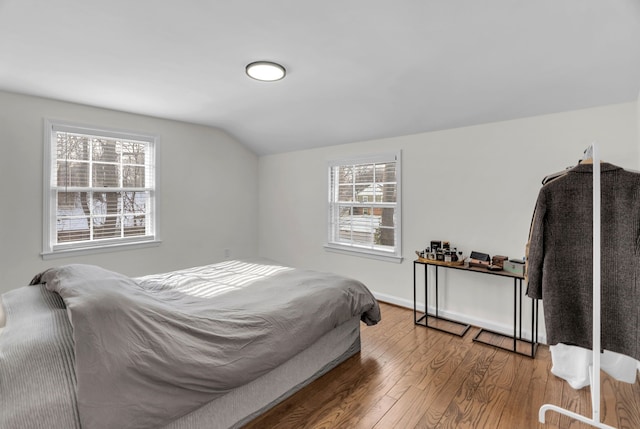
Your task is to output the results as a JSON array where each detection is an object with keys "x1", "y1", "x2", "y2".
[{"x1": 1, "y1": 1, "x2": 639, "y2": 155}]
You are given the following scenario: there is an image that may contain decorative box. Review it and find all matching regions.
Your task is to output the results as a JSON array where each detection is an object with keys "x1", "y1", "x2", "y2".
[
  {"x1": 492, "y1": 255, "x2": 509, "y2": 268},
  {"x1": 468, "y1": 251, "x2": 491, "y2": 268},
  {"x1": 503, "y1": 259, "x2": 525, "y2": 276}
]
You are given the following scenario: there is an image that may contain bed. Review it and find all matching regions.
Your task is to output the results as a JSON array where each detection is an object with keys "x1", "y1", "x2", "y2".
[{"x1": 0, "y1": 259, "x2": 380, "y2": 429}]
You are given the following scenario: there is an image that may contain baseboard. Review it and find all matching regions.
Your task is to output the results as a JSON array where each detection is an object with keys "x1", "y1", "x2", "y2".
[{"x1": 373, "y1": 291, "x2": 547, "y2": 344}]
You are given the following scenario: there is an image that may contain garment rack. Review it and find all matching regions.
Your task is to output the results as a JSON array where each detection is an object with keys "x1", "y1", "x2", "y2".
[{"x1": 538, "y1": 143, "x2": 616, "y2": 428}]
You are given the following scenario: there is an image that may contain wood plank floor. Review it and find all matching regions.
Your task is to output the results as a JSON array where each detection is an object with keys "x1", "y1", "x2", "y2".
[{"x1": 242, "y1": 302, "x2": 640, "y2": 429}]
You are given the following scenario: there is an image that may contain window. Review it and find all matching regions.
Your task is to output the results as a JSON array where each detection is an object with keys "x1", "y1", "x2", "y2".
[
  {"x1": 326, "y1": 152, "x2": 401, "y2": 262},
  {"x1": 43, "y1": 120, "x2": 159, "y2": 258}
]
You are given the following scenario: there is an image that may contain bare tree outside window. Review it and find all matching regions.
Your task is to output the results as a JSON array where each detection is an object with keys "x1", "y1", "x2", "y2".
[
  {"x1": 378, "y1": 162, "x2": 396, "y2": 247},
  {"x1": 52, "y1": 129, "x2": 154, "y2": 247},
  {"x1": 328, "y1": 153, "x2": 400, "y2": 260}
]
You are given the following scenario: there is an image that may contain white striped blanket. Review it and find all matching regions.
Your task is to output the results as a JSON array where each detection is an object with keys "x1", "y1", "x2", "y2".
[{"x1": 0, "y1": 285, "x2": 81, "y2": 428}]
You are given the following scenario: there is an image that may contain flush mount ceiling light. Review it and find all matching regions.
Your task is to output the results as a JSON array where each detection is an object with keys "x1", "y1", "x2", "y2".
[{"x1": 245, "y1": 61, "x2": 286, "y2": 82}]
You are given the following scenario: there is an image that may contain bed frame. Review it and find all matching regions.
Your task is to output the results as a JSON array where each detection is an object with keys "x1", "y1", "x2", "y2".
[{"x1": 166, "y1": 316, "x2": 361, "y2": 428}]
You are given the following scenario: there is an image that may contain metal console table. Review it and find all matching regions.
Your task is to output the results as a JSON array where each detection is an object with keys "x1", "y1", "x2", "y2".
[{"x1": 413, "y1": 259, "x2": 539, "y2": 358}]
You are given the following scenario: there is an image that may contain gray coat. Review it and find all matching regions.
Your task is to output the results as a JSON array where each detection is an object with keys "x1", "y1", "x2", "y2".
[{"x1": 526, "y1": 162, "x2": 640, "y2": 361}]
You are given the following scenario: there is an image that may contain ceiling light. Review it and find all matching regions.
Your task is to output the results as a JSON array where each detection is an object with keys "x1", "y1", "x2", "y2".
[{"x1": 245, "y1": 61, "x2": 286, "y2": 82}]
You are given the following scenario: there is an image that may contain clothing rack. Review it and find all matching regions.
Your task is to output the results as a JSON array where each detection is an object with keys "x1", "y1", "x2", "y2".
[{"x1": 538, "y1": 143, "x2": 615, "y2": 428}]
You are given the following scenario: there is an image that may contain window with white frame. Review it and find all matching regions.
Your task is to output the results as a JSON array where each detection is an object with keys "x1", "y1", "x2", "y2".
[
  {"x1": 326, "y1": 152, "x2": 401, "y2": 262},
  {"x1": 43, "y1": 120, "x2": 159, "y2": 258}
]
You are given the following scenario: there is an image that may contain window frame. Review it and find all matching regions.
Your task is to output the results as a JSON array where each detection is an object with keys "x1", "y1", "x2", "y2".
[
  {"x1": 324, "y1": 151, "x2": 402, "y2": 263},
  {"x1": 42, "y1": 119, "x2": 161, "y2": 259}
]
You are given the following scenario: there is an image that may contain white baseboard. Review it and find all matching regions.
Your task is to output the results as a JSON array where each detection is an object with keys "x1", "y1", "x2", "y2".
[{"x1": 373, "y1": 291, "x2": 547, "y2": 344}]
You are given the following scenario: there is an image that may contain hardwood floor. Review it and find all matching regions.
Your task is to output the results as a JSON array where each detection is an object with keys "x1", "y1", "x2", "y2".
[{"x1": 242, "y1": 302, "x2": 640, "y2": 429}]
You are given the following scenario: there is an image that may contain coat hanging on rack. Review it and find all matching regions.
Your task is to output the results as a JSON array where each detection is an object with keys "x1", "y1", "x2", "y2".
[{"x1": 526, "y1": 162, "x2": 640, "y2": 361}]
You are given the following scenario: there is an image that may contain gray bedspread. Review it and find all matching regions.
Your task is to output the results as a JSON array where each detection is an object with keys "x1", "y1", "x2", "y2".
[{"x1": 26, "y1": 260, "x2": 380, "y2": 429}]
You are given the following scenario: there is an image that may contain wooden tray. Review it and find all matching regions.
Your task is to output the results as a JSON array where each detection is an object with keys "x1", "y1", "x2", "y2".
[{"x1": 415, "y1": 257, "x2": 465, "y2": 267}]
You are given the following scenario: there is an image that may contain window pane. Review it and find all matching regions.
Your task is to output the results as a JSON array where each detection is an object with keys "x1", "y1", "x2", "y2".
[
  {"x1": 355, "y1": 184, "x2": 374, "y2": 202},
  {"x1": 93, "y1": 215, "x2": 120, "y2": 239},
  {"x1": 338, "y1": 206, "x2": 352, "y2": 221},
  {"x1": 57, "y1": 223, "x2": 90, "y2": 243},
  {"x1": 56, "y1": 133, "x2": 89, "y2": 161},
  {"x1": 124, "y1": 214, "x2": 147, "y2": 237},
  {"x1": 381, "y1": 184, "x2": 396, "y2": 203},
  {"x1": 376, "y1": 225, "x2": 395, "y2": 247},
  {"x1": 123, "y1": 166, "x2": 145, "y2": 187},
  {"x1": 338, "y1": 184, "x2": 354, "y2": 202},
  {"x1": 121, "y1": 141, "x2": 147, "y2": 164},
  {"x1": 93, "y1": 163, "x2": 119, "y2": 187},
  {"x1": 359, "y1": 214, "x2": 379, "y2": 245},
  {"x1": 355, "y1": 165, "x2": 374, "y2": 183},
  {"x1": 56, "y1": 191, "x2": 86, "y2": 212},
  {"x1": 338, "y1": 229, "x2": 351, "y2": 242},
  {"x1": 56, "y1": 161, "x2": 90, "y2": 187},
  {"x1": 122, "y1": 191, "x2": 148, "y2": 214},
  {"x1": 92, "y1": 192, "x2": 121, "y2": 218},
  {"x1": 92, "y1": 139, "x2": 119, "y2": 163},
  {"x1": 337, "y1": 166, "x2": 353, "y2": 184},
  {"x1": 56, "y1": 191, "x2": 89, "y2": 243}
]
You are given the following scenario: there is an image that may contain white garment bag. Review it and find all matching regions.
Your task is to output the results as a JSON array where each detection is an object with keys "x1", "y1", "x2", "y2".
[{"x1": 550, "y1": 344, "x2": 639, "y2": 389}]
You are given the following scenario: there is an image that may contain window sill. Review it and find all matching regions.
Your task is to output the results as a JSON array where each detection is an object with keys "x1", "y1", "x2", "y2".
[
  {"x1": 42, "y1": 239, "x2": 162, "y2": 260},
  {"x1": 324, "y1": 244, "x2": 403, "y2": 263}
]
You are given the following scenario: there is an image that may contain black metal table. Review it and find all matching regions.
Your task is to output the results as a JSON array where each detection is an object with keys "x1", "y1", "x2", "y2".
[{"x1": 413, "y1": 259, "x2": 539, "y2": 358}]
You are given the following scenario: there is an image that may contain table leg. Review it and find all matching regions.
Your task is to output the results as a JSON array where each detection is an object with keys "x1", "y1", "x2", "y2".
[
  {"x1": 519, "y1": 279, "x2": 523, "y2": 339},
  {"x1": 413, "y1": 261, "x2": 417, "y2": 323},
  {"x1": 417, "y1": 262, "x2": 469, "y2": 337},
  {"x1": 513, "y1": 278, "x2": 517, "y2": 352},
  {"x1": 435, "y1": 266, "x2": 439, "y2": 318}
]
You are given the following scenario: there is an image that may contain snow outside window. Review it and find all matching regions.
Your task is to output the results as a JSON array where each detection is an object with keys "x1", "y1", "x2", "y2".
[
  {"x1": 325, "y1": 151, "x2": 402, "y2": 263},
  {"x1": 42, "y1": 120, "x2": 159, "y2": 258}
]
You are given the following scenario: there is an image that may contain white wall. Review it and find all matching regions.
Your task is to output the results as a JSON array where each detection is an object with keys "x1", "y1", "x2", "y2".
[
  {"x1": 258, "y1": 102, "x2": 639, "y2": 341},
  {"x1": 0, "y1": 91, "x2": 259, "y2": 293},
  {"x1": 2, "y1": 89, "x2": 637, "y2": 340}
]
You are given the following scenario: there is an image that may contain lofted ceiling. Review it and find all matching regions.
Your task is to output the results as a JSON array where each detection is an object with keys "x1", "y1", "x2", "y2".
[{"x1": 0, "y1": 1, "x2": 639, "y2": 155}]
